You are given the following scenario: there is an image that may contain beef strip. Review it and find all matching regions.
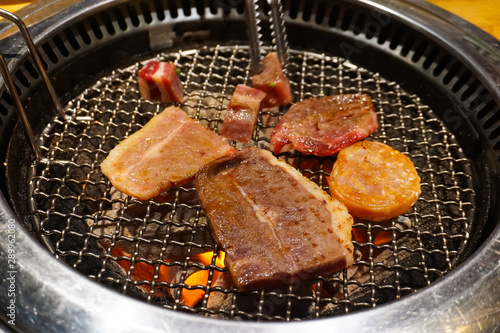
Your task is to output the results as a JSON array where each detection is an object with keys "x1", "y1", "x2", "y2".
[
  {"x1": 100, "y1": 106, "x2": 235, "y2": 200},
  {"x1": 251, "y1": 52, "x2": 292, "y2": 108},
  {"x1": 138, "y1": 61, "x2": 183, "y2": 103},
  {"x1": 196, "y1": 147, "x2": 354, "y2": 291}
]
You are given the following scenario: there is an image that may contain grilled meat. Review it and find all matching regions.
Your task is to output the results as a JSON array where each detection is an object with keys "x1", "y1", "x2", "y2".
[
  {"x1": 221, "y1": 85, "x2": 266, "y2": 143},
  {"x1": 271, "y1": 94, "x2": 378, "y2": 156},
  {"x1": 138, "y1": 61, "x2": 183, "y2": 103},
  {"x1": 101, "y1": 106, "x2": 235, "y2": 200},
  {"x1": 195, "y1": 147, "x2": 354, "y2": 291},
  {"x1": 251, "y1": 52, "x2": 292, "y2": 108}
]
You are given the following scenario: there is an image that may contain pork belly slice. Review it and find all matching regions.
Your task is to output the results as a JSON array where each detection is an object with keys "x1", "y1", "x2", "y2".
[
  {"x1": 221, "y1": 85, "x2": 266, "y2": 143},
  {"x1": 196, "y1": 147, "x2": 354, "y2": 291},
  {"x1": 271, "y1": 94, "x2": 379, "y2": 156},
  {"x1": 101, "y1": 106, "x2": 235, "y2": 201},
  {"x1": 138, "y1": 61, "x2": 183, "y2": 103},
  {"x1": 251, "y1": 52, "x2": 292, "y2": 108}
]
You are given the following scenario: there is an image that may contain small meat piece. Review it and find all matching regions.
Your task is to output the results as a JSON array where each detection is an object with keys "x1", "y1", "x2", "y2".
[
  {"x1": 330, "y1": 140, "x2": 421, "y2": 222},
  {"x1": 251, "y1": 52, "x2": 292, "y2": 108},
  {"x1": 271, "y1": 94, "x2": 379, "y2": 156},
  {"x1": 101, "y1": 106, "x2": 235, "y2": 200},
  {"x1": 138, "y1": 61, "x2": 183, "y2": 103},
  {"x1": 221, "y1": 85, "x2": 266, "y2": 143},
  {"x1": 196, "y1": 147, "x2": 354, "y2": 291}
]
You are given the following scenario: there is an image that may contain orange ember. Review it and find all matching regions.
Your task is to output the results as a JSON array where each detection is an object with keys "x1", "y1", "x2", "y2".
[
  {"x1": 352, "y1": 225, "x2": 397, "y2": 262},
  {"x1": 110, "y1": 246, "x2": 162, "y2": 294},
  {"x1": 181, "y1": 251, "x2": 225, "y2": 307},
  {"x1": 109, "y1": 245, "x2": 226, "y2": 307}
]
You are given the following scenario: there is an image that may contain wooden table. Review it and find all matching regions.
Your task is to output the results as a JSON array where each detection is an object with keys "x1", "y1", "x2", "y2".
[
  {"x1": 0, "y1": 0, "x2": 499, "y2": 40},
  {"x1": 427, "y1": 0, "x2": 500, "y2": 39}
]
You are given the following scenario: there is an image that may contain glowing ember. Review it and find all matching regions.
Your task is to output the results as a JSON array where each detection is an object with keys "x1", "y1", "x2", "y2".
[
  {"x1": 110, "y1": 246, "x2": 170, "y2": 295},
  {"x1": 352, "y1": 226, "x2": 395, "y2": 245},
  {"x1": 108, "y1": 244, "x2": 226, "y2": 307},
  {"x1": 181, "y1": 251, "x2": 225, "y2": 307},
  {"x1": 352, "y1": 225, "x2": 397, "y2": 263},
  {"x1": 374, "y1": 230, "x2": 394, "y2": 245}
]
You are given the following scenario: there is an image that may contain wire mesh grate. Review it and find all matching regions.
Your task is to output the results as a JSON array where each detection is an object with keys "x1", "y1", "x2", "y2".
[{"x1": 28, "y1": 45, "x2": 475, "y2": 321}]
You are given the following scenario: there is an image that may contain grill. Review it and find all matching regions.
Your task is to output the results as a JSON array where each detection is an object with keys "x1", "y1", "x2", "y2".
[
  {"x1": 0, "y1": 0, "x2": 499, "y2": 332},
  {"x1": 29, "y1": 47, "x2": 476, "y2": 319}
]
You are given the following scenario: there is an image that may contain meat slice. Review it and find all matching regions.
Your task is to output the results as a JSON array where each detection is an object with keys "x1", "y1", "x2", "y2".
[
  {"x1": 101, "y1": 106, "x2": 235, "y2": 200},
  {"x1": 196, "y1": 147, "x2": 354, "y2": 291},
  {"x1": 251, "y1": 52, "x2": 292, "y2": 108},
  {"x1": 138, "y1": 61, "x2": 183, "y2": 103},
  {"x1": 221, "y1": 85, "x2": 266, "y2": 143},
  {"x1": 271, "y1": 94, "x2": 379, "y2": 156}
]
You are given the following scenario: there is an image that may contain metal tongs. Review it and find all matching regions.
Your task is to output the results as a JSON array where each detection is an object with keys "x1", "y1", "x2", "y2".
[
  {"x1": 245, "y1": 0, "x2": 290, "y2": 75},
  {"x1": 0, "y1": 9, "x2": 65, "y2": 160}
]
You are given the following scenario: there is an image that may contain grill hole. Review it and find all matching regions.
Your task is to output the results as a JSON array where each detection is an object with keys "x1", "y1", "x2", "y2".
[
  {"x1": 220, "y1": 0, "x2": 232, "y2": 15},
  {"x1": 492, "y1": 133, "x2": 500, "y2": 152},
  {"x1": 462, "y1": 79, "x2": 481, "y2": 102},
  {"x1": 433, "y1": 54, "x2": 451, "y2": 76},
  {"x1": 389, "y1": 27, "x2": 404, "y2": 50},
  {"x1": 262, "y1": 0, "x2": 270, "y2": 16},
  {"x1": 477, "y1": 99, "x2": 496, "y2": 121},
  {"x1": 484, "y1": 105, "x2": 500, "y2": 131},
  {"x1": 469, "y1": 88, "x2": 490, "y2": 112},
  {"x1": 443, "y1": 62, "x2": 461, "y2": 85},
  {"x1": 63, "y1": 28, "x2": 81, "y2": 50},
  {"x1": 15, "y1": 70, "x2": 30, "y2": 88},
  {"x1": 302, "y1": 0, "x2": 313, "y2": 22},
  {"x1": 42, "y1": 43, "x2": 59, "y2": 64},
  {"x1": 53, "y1": 35, "x2": 70, "y2": 57},
  {"x1": 340, "y1": 8, "x2": 353, "y2": 31},
  {"x1": 411, "y1": 39, "x2": 428, "y2": 62},
  {"x1": 1, "y1": 91, "x2": 12, "y2": 106},
  {"x1": 13, "y1": 84, "x2": 21, "y2": 98},
  {"x1": 236, "y1": 0, "x2": 244, "y2": 14},
  {"x1": 401, "y1": 32, "x2": 416, "y2": 57},
  {"x1": 88, "y1": 16, "x2": 104, "y2": 39},
  {"x1": 422, "y1": 46, "x2": 439, "y2": 69},
  {"x1": 289, "y1": 0, "x2": 299, "y2": 19},
  {"x1": 195, "y1": 0, "x2": 204, "y2": 16},
  {"x1": 209, "y1": 0, "x2": 217, "y2": 15},
  {"x1": 101, "y1": 12, "x2": 116, "y2": 35},
  {"x1": 315, "y1": 1, "x2": 326, "y2": 24},
  {"x1": 328, "y1": 5, "x2": 340, "y2": 27},
  {"x1": 182, "y1": 0, "x2": 192, "y2": 16},
  {"x1": 365, "y1": 19, "x2": 381, "y2": 40},
  {"x1": 76, "y1": 22, "x2": 92, "y2": 45},
  {"x1": 0, "y1": 102, "x2": 8, "y2": 116},
  {"x1": 168, "y1": 0, "x2": 179, "y2": 18},
  {"x1": 114, "y1": 8, "x2": 128, "y2": 31},
  {"x1": 377, "y1": 24, "x2": 391, "y2": 44},
  {"x1": 452, "y1": 70, "x2": 472, "y2": 93},
  {"x1": 353, "y1": 12, "x2": 366, "y2": 35},
  {"x1": 23, "y1": 60, "x2": 39, "y2": 79},
  {"x1": 155, "y1": 0, "x2": 166, "y2": 20},
  {"x1": 131, "y1": 4, "x2": 145, "y2": 26}
]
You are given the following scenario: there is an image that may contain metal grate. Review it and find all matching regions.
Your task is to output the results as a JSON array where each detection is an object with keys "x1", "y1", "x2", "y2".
[{"x1": 28, "y1": 45, "x2": 475, "y2": 321}]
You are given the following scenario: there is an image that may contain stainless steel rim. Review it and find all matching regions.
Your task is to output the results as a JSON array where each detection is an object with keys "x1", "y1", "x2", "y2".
[{"x1": 0, "y1": 0, "x2": 499, "y2": 332}]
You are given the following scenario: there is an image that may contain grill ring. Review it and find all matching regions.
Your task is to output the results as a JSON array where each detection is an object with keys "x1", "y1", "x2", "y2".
[{"x1": 0, "y1": 0, "x2": 499, "y2": 331}]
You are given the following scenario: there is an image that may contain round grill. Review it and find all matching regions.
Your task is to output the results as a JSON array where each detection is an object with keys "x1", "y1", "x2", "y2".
[{"x1": 29, "y1": 45, "x2": 475, "y2": 320}]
